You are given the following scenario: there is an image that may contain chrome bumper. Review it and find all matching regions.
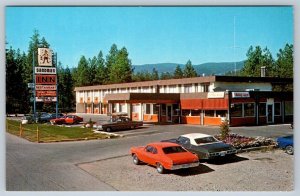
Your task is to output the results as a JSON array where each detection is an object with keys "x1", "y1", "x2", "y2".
[{"x1": 171, "y1": 162, "x2": 199, "y2": 170}]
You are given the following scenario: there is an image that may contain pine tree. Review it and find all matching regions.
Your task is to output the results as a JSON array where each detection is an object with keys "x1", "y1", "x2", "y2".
[
  {"x1": 95, "y1": 51, "x2": 107, "y2": 84},
  {"x1": 174, "y1": 65, "x2": 183, "y2": 79},
  {"x1": 183, "y1": 60, "x2": 197, "y2": 78}
]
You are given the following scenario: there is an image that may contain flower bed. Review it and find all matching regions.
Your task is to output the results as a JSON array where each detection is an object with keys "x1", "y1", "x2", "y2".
[{"x1": 215, "y1": 133, "x2": 276, "y2": 149}]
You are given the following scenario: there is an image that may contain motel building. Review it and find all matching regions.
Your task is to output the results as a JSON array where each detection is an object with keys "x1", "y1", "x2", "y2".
[{"x1": 74, "y1": 75, "x2": 293, "y2": 126}]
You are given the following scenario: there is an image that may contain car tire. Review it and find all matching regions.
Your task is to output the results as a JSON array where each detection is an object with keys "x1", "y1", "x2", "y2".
[
  {"x1": 132, "y1": 154, "x2": 140, "y2": 165},
  {"x1": 156, "y1": 163, "x2": 165, "y2": 174},
  {"x1": 106, "y1": 127, "x2": 112, "y2": 132},
  {"x1": 285, "y1": 145, "x2": 294, "y2": 155}
]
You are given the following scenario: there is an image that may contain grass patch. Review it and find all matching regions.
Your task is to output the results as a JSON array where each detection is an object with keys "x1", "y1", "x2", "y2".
[{"x1": 6, "y1": 119, "x2": 118, "y2": 143}]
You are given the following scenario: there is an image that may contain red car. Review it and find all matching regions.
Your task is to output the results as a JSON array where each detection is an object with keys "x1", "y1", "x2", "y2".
[
  {"x1": 50, "y1": 115, "x2": 83, "y2": 125},
  {"x1": 130, "y1": 142, "x2": 199, "y2": 174}
]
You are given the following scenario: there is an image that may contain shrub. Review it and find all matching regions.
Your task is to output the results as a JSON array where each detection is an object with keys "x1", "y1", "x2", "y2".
[{"x1": 219, "y1": 120, "x2": 230, "y2": 140}]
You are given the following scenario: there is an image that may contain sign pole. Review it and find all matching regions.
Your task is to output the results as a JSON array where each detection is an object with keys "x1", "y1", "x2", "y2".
[
  {"x1": 33, "y1": 52, "x2": 36, "y2": 122},
  {"x1": 55, "y1": 52, "x2": 58, "y2": 118}
]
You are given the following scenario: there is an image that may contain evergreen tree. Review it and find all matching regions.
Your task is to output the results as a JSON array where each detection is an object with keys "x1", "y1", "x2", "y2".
[
  {"x1": 109, "y1": 47, "x2": 133, "y2": 83},
  {"x1": 89, "y1": 56, "x2": 97, "y2": 85},
  {"x1": 106, "y1": 44, "x2": 118, "y2": 81},
  {"x1": 151, "y1": 68, "x2": 159, "y2": 80},
  {"x1": 74, "y1": 56, "x2": 90, "y2": 86},
  {"x1": 95, "y1": 51, "x2": 107, "y2": 84},
  {"x1": 160, "y1": 72, "x2": 173, "y2": 80},
  {"x1": 173, "y1": 65, "x2": 183, "y2": 79},
  {"x1": 183, "y1": 60, "x2": 197, "y2": 78},
  {"x1": 274, "y1": 44, "x2": 293, "y2": 78}
]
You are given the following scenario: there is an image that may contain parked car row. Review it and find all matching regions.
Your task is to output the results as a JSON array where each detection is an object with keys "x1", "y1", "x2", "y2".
[
  {"x1": 21, "y1": 113, "x2": 64, "y2": 124},
  {"x1": 50, "y1": 115, "x2": 83, "y2": 125},
  {"x1": 130, "y1": 133, "x2": 238, "y2": 174},
  {"x1": 93, "y1": 114, "x2": 143, "y2": 132}
]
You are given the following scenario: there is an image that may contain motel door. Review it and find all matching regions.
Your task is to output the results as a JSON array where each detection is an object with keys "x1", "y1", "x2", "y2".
[
  {"x1": 167, "y1": 105, "x2": 172, "y2": 122},
  {"x1": 267, "y1": 104, "x2": 274, "y2": 124}
]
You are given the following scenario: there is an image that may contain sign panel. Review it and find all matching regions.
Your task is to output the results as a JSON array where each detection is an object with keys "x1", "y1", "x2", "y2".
[
  {"x1": 36, "y1": 97, "x2": 57, "y2": 102},
  {"x1": 35, "y1": 75, "x2": 56, "y2": 84},
  {"x1": 38, "y1": 48, "x2": 52, "y2": 66},
  {"x1": 36, "y1": 91, "x2": 57, "y2": 97},
  {"x1": 35, "y1": 85, "x2": 57, "y2": 91},
  {"x1": 35, "y1": 67, "x2": 56, "y2": 74},
  {"x1": 207, "y1": 92, "x2": 225, "y2": 99},
  {"x1": 28, "y1": 83, "x2": 35, "y2": 88},
  {"x1": 232, "y1": 92, "x2": 250, "y2": 98}
]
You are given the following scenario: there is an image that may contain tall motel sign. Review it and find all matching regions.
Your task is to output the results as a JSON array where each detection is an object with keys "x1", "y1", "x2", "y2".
[{"x1": 28, "y1": 48, "x2": 58, "y2": 121}]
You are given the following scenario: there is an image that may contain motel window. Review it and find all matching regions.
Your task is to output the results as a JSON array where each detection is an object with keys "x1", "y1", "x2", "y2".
[
  {"x1": 182, "y1": 110, "x2": 191, "y2": 116},
  {"x1": 191, "y1": 110, "x2": 201, "y2": 116},
  {"x1": 259, "y1": 103, "x2": 266, "y2": 116},
  {"x1": 216, "y1": 110, "x2": 227, "y2": 117},
  {"x1": 161, "y1": 104, "x2": 166, "y2": 115},
  {"x1": 205, "y1": 110, "x2": 215, "y2": 117},
  {"x1": 274, "y1": 103, "x2": 281, "y2": 116},
  {"x1": 173, "y1": 104, "x2": 179, "y2": 116},
  {"x1": 184, "y1": 85, "x2": 192, "y2": 93},
  {"x1": 195, "y1": 83, "x2": 199, "y2": 92},
  {"x1": 285, "y1": 101, "x2": 293, "y2": 116},
  {"x1": 231, "y1": 103, "x2": 243, "y2": 117},
  {"x1": 244, "y1": 103, "x2": 255, "y2": 117},
  {"x1": 202, "y1": 83, "x2": 210, "y2": 92},
  {"x1": 169, "y1": 85, "x2": 177, "y2": 93}
]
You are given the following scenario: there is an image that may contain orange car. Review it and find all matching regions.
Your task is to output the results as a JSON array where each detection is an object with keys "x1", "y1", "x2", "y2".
[
  {"x1": 130, "y1": 142, "x2": 199, "y2": 174},
  {"x1": 50, "y1": 115, "x2": 83, "y2": 125}
]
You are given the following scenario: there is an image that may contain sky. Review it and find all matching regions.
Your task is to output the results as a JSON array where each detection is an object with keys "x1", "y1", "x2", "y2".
[{"x1": 5, "y1": 6, "x2": 293, "y2": 68}]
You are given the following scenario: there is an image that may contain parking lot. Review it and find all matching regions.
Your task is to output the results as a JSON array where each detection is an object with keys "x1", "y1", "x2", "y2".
[{"x1": 78, "y1": 149, "x2": 293, "y2": 191}]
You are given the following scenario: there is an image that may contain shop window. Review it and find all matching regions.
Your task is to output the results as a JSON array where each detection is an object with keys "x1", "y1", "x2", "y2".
[
  {"x1": 182, "y1": 110, "x2": 191, "y2": 116},
  {"x1": 216, "y1": 110, "x2": 227, "y2": 117},
  {"x1": 173, "y1": 104, "x2": 180, "y2": 116},
  {"x1": 145, "y1": 104, "x2": 151, "y2": 114},
  {"x1": 205, "y1": 110, "x2": 215, "y2": 117},
  {"x1": 231, "y1": 103, "x2": 243, "y2": 117},
  {"x1": 161, "y1": 104, "x2": 166, "y2": 115},
  {"x1": 244, "y1": 103, "x2": 255, "y2": 117},
  {"x1": 259, "y1": 103, "x2": 266, "y2": 116},
  {"x1": 132, "y1": 104, "x2": 139, "y2": 113},
  {"x1": 274, "y1": 103, "x2": 281, "y2": 116},
  {"x1": 119, "y1": 104, "x2": 126, "y2": 113},
  {"x1": 285, "y1": 101, "x2": 293, "y2": 115},
  {"x1": 153, "y1": 104, "x2": 159, "y2": 114},
  {"x1": 191, "y1": 110, "x2": 201, "y2": 116}
]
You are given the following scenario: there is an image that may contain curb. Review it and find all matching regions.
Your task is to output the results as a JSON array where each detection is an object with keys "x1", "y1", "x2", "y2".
[{"x1": 238, "y1": 145, "x2": 276, "y2": 153}]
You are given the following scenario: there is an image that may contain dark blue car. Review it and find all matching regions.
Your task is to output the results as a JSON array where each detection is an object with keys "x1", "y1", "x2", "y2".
[{"x1": 277, "y1": 135, "x2": 293, "y2": 155}]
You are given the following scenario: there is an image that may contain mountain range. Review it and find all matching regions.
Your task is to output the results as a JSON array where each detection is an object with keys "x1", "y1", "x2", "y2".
[{"x1": 133, "y1": 61, "x2": 245, "y2": 76}]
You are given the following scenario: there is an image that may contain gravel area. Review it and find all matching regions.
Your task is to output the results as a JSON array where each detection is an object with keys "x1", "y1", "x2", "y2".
[{"x1": 78, "y1": 149, "x2": 293, "y2": 191}]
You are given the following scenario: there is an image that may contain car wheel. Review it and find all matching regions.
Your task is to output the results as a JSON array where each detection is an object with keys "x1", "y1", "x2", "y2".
[
  {"x1": 106, "y1": 127, "x2": 112, "y2": 132},
  {"x1": 285, "y1": 145, "x2": 294, "y2": 155},
  {"x1": 156, "y1": 163, "x2": 165, "y2": 174},
  {"x1": 132, "y1": 154, "x2": 140, "y2": 165}
]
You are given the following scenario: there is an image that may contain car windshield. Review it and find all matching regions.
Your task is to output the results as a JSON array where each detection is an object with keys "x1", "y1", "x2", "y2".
[
  {"x1": 194, "y1": 136, "x2": 218, "y2": 144},
  {"x1": 162, "y1": 146, "x2": 187, "y2": 154}
]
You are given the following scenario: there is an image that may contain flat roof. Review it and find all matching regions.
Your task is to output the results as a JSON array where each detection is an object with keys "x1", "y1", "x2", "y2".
[{"x1": 74, "y1": 76, "x2": 293, "y2": 92}]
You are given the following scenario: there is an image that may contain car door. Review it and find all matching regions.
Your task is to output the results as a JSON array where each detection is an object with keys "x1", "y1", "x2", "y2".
[{"x1": 142, "y1": 145, "x2": 158, "y2": 166}]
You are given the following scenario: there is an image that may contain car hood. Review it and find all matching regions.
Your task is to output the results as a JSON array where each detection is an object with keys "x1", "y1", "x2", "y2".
[{"x1": 194, "y1": 142, "x2": 234, "y2": 152}]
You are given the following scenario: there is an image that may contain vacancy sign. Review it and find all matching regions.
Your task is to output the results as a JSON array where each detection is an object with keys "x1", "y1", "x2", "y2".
[
  {"x1": 36, "y1": 97, "x2": 57, "y2": 102},
  {"x1": 38, "y1": 48, "x2": 52, "y2": 66}
]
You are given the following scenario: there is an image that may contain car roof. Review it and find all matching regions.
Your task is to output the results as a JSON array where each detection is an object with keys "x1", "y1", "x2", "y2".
[
  {"x1": 147, "y1": 142, "x2": 180, "y2": 148},
  {"x1": 180, "y1": 133, "x2": 212, "y2": 140}
]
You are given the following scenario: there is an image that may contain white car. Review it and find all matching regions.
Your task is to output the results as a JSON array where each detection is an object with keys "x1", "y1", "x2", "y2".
[{"x1": 162, "y1": 133, "x2": 237, "y2": 160}]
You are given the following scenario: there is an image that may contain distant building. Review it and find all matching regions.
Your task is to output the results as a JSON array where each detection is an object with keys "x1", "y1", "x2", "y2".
[{"x1": 74, "y1": 76, "x2": 293, "y2": 126}]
